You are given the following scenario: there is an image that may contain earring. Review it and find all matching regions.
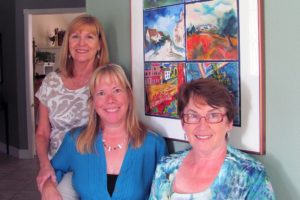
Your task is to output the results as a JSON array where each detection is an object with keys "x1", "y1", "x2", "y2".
[
  {"x1": 68, "y1": 53, "x2": 72, "y2": 59},
  {"x1": 184, "y1": 133, "x2": 188, "y2": 140},
  {"x1": 96, "y1": 50, "x2": 100, "y2": 59},
  {"x1": 225, "y1": 132, "x2": 230, "y2": 140}
]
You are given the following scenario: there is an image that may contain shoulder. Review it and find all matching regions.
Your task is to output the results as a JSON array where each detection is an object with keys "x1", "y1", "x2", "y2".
[
  {"x1": 226, "y1": 145, "x2": 267, "y2": 174},
  {"x1": 64, "y1": 126, "x2": 85, "y2": 143},
  {"x1": 157, "y1": 149, "x2": 189, "y2": 170},
  {"x1": 41, "y1": 71, "x2": 61, "y2": 87},
  {"x1": 145, "y1": 130, "x2": 165, "y2": 143},
  {"x1": 143, "y1": 130, "x2": 167, "y2": 150},
  {"x1": 43, "y1": 71, "x2": 60, "y2": 81}
]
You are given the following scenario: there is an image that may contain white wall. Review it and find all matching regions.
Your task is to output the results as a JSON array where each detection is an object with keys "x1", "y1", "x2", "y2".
[{"x1": 32, "y1": 13, "x2": 84, "y2": 47}]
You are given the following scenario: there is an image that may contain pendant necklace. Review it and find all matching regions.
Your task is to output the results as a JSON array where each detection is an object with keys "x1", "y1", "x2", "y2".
[{"x1": 102, "y1": 138, "x2": 126, "y2": 152}]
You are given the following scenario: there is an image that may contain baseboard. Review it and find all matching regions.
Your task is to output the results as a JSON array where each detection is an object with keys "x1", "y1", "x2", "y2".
[{"x1": 0, "y1": 142, "x2": 35, "y2": 159}]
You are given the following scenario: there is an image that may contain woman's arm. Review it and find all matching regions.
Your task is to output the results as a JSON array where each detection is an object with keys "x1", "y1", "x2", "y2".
[
  {"x1": 41, "y1": 179, "x2": 62, "y2": 200},
  {"x1": 35, "y1": 103, "x2": 56, "y2": 192},
  {"x1": 156, "y1": 136, "x2": 169, "y2": 160},
  {"x1": 247, "y1": 171, "x2": 276, "y2": 200}
]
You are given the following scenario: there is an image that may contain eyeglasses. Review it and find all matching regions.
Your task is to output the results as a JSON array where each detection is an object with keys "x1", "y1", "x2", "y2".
[{"x1": 182, "y1": 112, "x2": 226, "y2": 124}]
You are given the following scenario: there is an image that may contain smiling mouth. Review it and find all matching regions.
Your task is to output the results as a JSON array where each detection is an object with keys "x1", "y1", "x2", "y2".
[
  {"x1": 76, "y1": 49, "x2": 88, "y2": 53},
  {"x1": 194, "y1": 135, "x2": 212, "y2": 140},
  {"x1": 105, "y1": 108, "x2": 119, "y2": 113}
]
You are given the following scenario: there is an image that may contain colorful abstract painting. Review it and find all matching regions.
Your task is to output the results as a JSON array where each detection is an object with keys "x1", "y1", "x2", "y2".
[
  {"x1": 145, "y1": 62, "x2": 185, "y2": 118},
  {"x1": 186, "y1": 62, "x2": 240, "y2": 125},
  {"x1": 144, "y1": 4, "x2": 185, "y2": 61},
  {"x1": 143, "y1": 0, "x2": 240, "y2": 125},
  {"x1": 186, "y1": 0, "x2": 238, "y2": 60}
]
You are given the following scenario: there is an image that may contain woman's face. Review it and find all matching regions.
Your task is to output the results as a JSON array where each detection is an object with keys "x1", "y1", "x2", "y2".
[
  {"x1": 68, "y1": 27, "x2": 100, "y2": 64},
  {"x1": 182, "y1": 97, "x2": 233, "y2": 155},
  {"x1": 93, "y1": 76, "x2": 129, "y2": 128}
]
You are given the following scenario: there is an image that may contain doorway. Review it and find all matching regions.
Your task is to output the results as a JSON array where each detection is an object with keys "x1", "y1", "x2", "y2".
[{"x1": 24, "y1": 8, "x2": 85, "y2": 158}]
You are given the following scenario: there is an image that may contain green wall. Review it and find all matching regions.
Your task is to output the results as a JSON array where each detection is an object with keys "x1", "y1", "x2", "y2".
[
  {"x1": 87, "y1": 0, "x2": 300, "y2": 199},
  {"x1": 87, "y1": 0, "x2": 131, "y2": 76}
]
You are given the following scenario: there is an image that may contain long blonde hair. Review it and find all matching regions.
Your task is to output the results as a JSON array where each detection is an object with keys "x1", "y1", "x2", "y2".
[
  {"x1": 76, "y1": 64, "x2": 147, "y2": 153},
  {"x1": 59, "y1": 14, "x2": 109, "y2": 77}
]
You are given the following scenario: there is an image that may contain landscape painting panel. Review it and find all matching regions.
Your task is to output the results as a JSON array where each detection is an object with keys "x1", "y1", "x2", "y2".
[
  {"x1": 144, "y1": 0, "x2": 184, "y2": 9},
  {"x1": 144, "y1": 4, "x2": 185, "y2": 61},
  {"x1": 145, "y1": 62, "x2": 185, "y2": 118},
  {"x1": 186, "y1": 0, "x2": 238, "y2": 61},
  {"x1": 186, "y1": 62, "x2": 241, "y2": 125}
]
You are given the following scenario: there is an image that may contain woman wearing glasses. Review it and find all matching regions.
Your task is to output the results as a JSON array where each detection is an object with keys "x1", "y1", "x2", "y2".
[{"x1": 149, "y1": 78, "x2": 275, "y2": 200}]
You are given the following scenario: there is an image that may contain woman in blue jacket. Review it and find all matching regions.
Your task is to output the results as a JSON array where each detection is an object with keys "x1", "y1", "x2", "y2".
[{"x1": 42, "y1": 64, "x2": 168, "y2": 200}]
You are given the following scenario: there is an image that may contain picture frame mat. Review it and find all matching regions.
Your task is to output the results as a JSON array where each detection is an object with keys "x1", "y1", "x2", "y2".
[{"x1": 130, "y1": 0, "x2": 265, "y2": 154}]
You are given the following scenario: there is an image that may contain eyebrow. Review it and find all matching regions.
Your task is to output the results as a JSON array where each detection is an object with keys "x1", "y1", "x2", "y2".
[{"x1": 185, "y1": 108, "x2": 221, "y2": 113}]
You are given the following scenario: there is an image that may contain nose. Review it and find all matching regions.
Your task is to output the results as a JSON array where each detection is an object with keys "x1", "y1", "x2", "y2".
[
  {"x1": 79, "y1": 36, "x2": 86, "y2": 45},
  {"x1": 106, "y1": 93, "x2": 116, "y2": 103},
  {"x1": 197, "y1": 116, "x2": 209, "y2": 127}
]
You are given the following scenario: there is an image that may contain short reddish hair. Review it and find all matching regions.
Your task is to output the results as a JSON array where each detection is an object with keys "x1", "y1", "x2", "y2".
[{"x1": 178, "y1": 78, "x2": 236, "y2": 122}]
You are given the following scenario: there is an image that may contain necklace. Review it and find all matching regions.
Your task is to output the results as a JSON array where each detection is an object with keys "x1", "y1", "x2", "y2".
[{"x1": 102, "y1": 138, "x2": 126, "y2": 152}]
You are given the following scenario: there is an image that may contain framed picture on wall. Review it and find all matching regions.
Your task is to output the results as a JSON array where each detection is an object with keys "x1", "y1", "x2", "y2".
[{"x1": 131, "y1": 0, "x2": 265, "y2": 154}]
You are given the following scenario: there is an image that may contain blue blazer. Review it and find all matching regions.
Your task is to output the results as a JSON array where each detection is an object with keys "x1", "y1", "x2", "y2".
[{"x1": 51, "y1": 128, "x2": 168, "y2": 200}]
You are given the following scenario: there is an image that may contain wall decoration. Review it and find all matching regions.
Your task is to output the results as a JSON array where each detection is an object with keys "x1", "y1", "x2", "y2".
[
  {"x1": 185, "y1": 1, "x2": 238, "y2": 61},
  {"x1": 145, "y1": 62, "x2": 185, "y2": 118},
  {"x1": 144, "y1": 4, "x2": 185, "y2": 61},
  {"x1": 131, "y1": 0, "x2": 265, "y2": 154}
]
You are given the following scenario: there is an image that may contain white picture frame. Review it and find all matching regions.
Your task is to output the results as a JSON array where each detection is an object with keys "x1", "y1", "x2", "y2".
[{"x1": 130, "y1": 0, "x2": 265, "y2": 154}]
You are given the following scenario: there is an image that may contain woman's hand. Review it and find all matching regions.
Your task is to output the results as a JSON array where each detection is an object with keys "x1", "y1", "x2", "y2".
[
  {"x1": 41, "y1": 179, "x2": 62, "y2": 200},
  {"x1": 36, "y1": 165, "x2": 56, "y2": 193}
]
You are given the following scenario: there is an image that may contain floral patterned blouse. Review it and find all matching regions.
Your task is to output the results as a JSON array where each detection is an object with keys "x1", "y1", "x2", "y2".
[
  {"x1": 149, "y1": 145, "x2": 275, "y2": 200},
  {"x1": 35, "y1": 72, "x2": 89, "y2": 159}
]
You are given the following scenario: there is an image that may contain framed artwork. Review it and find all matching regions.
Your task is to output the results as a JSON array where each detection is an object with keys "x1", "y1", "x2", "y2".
[{"x1": 131, "y1": 0, "x2": 265, "y2": 154}]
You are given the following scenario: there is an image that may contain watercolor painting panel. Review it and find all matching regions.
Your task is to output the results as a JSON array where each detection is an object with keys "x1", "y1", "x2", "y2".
[
  {"x1": 186, "y1": 0, "x2": 238, "y2": 61},
  {"x1": 144, "y1": 4, "x2": 185, "y2": 61},
  {"x1": 186, "y1": 62, "x2": 240, "y2": 125},
  {"x1": 144, "y1": 62, "x2": 185, "y2": 118}
]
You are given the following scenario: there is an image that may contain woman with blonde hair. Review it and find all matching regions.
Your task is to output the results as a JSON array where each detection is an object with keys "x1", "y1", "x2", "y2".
[
  {"x1": 35, "y1": 14, "x2": 109, "y2": 199},
  {"x1": 42, "y1": 64, "x2": 168, "y2": 200}
]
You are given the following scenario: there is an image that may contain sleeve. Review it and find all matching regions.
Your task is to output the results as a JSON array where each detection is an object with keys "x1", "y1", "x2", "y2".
[
  {"x1": 246, "y1": 170, "x2": 276, "y2": 200},
  {"x1": 155, "y1": 135, "x2": 169, "y2": 162},
  {"x1": 35, "y1": 73, "x2": 50, "y2": 106},
  {"x1": 50, "y1": 132, "x2": 74, "y2": 183}
]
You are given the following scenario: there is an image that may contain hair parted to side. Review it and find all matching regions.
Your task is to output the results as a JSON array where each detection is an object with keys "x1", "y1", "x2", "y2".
[
  {"x1": 59, "y1": 14, "x2": 110, "y2": 78},
  {"x1": 178, "y1": 78, "x2": 236, "y2": 122},
  {"x1": 76, "y1": 63, "x2": 147, "y2": 153}
]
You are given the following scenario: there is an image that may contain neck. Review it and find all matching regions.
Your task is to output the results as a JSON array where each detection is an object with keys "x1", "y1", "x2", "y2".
[
  {"x1": 190, "y1": 144, "x2": 227, "y2": 164},
  {"x1": 101, "y1": 120, "x2": 127, "y2": 135},
  {"x1": 102, "y1": 126, "x2": 127, "y2": 139},
  {"x1": 73, "y1": 62, "x2": 94, "y2": 77}
]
